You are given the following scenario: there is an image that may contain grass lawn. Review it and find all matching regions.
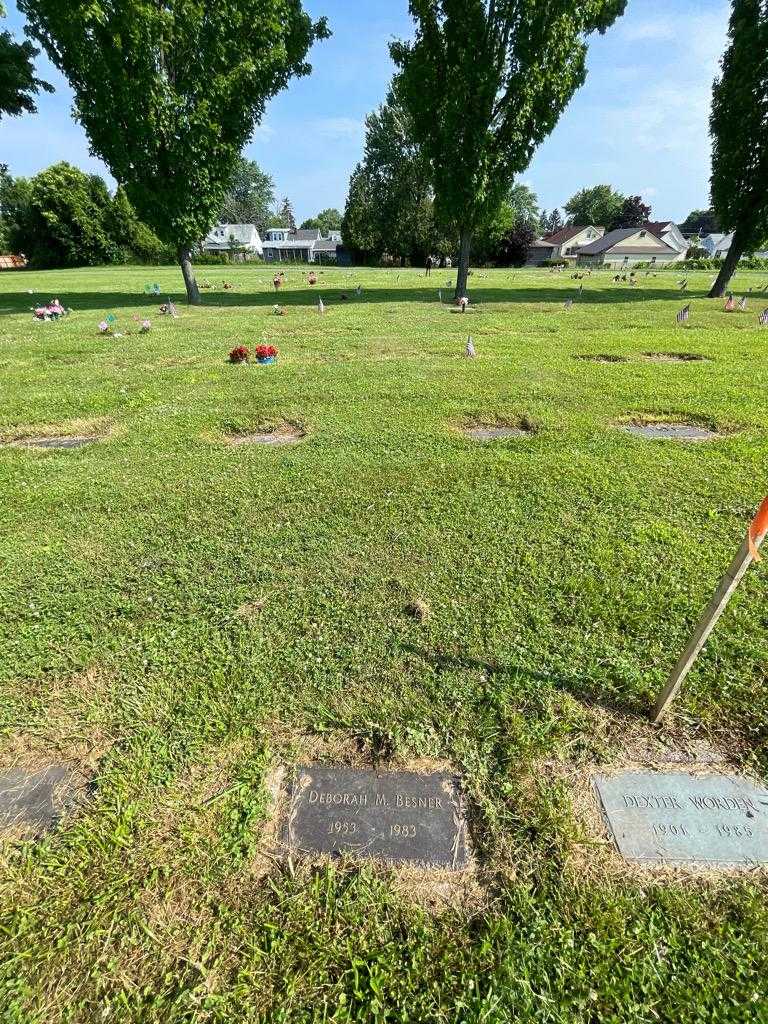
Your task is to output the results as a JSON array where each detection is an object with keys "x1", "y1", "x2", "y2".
[{"x1": 1, "y1": 263, "x2": 768, "y2": 1022}]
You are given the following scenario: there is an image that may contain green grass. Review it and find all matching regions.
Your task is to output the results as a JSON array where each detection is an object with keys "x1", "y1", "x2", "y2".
[{"x1": 1, "y1": 263, "x2": 768, "y2": 1022}]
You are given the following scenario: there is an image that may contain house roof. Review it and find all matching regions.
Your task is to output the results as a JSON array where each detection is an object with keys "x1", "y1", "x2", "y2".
[
  {"x1": 641, "y1": 221, "x2": 676, "y2": 235},
  {"x1": 313, "y1": 238, "x2": 341, "y2": 251},
  {"x1": 529, "y1": 239, "x2": 555, "y2": 249},
  {"x1": 576, "y1": 227, "x2": 676, "y2": 256},
  {"x1": 542, "y1": 225, "x2": 594, "y2": 245}
]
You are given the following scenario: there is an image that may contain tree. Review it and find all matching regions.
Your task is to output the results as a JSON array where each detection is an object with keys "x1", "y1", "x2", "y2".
[
  {"x1": 391, "y1": 0, "x2": 626, "y2": 299},
  {"x1": 708, "y1": 0, "x2": 768, "y2": 297},
  {"x1": 546, "y1": 208, "x2": 564, "y2": 234},
  {"x1": 609, "y1": 195, "x2": 651, "y2": 230},
  {"x1": 342, "y1": 165, "x2": 379, "y2": 258},
  {"x1": 539, "y1": 208, "x2": 548, "y2": 235},
  {"x1": 507, "y1": 183, "x2": 539, "y2": 228},
  {"x1": 7, "y1": 162, "x2": 117, "y2": 267},
  {"x1": 679, "y1": 208, "x2": 720, "y2": 236},
  {"x1": 279, "y1": 197, "x2": 297, "y2": 230},
  {"x1": 564, "y1": 184, "x2": 623, "y2": 227},
  {"x1": 301, "y1": 208, "x2": 343, "y2": 233},
  {"x1": 0, "y1": 3, "x2": 51, "y2": 119},
  {"x1": 342, "y1": 80, "x2": 450, "y2": 264},
  {"x1": 19, "y1": 1, "x2": 328, "y2": 303},
  {"x1": 496, "y1": 220, "x2": 534, "y2": 267},
  {"x1": 219, "y1": 157, "x2": 275, "y2": 234}
]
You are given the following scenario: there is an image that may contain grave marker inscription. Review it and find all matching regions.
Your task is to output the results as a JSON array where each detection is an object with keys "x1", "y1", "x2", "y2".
[
  {"x1": 287, "y1": 766, "x2": 468, "y2": 869},
  {"x1": 594, "y1": 771, "x2": 768, "y2": 865}
]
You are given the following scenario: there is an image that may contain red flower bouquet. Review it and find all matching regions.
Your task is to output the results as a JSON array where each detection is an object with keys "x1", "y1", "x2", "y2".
[
  {"x1": 255, "y1": 344, "x2": 278, "y2": 364},
  {"x1": 229, "y1": 345, "x2": 250, "y2": 364}
]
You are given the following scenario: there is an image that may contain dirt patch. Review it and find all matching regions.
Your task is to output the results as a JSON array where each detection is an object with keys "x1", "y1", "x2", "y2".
[
  {"x1": 617, "y1": 415, "x2": 724, "y2": 442},
  {"x1": 459, "y1": 416, "x2": 536, "y2": 442},
  {"x1": 575, "y1": 354, "x2": 629, "y2": 364},
  {"x1": 224, "y1": 421, "x2": 306, "y2": 447},
  {"x1": 0, "y1": 417, "x2": 112, "y2": 450},
  {"x1": 642, "y1": 352, "x2": 712, "y2": 363}
]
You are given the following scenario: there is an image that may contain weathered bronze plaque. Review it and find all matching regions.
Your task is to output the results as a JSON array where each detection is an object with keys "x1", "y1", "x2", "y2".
[
  {"x1": 0, "y1": 765, "x2": 83, "y2": 835},
  {"x1": 287, "y1": 766, "x2": 468, "y2": 869},
  {"x1": 594, "y1": 772, "x2": 768, "y2": 865}
]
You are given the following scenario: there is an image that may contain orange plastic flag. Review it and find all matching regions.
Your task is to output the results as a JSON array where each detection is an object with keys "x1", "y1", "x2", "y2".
[{"x1": 748, "y1": 496, "x2": 768, "y2": 562}]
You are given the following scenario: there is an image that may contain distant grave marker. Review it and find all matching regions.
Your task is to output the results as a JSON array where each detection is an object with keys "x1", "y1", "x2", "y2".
[
  {"x1": 0, "y1": 765, "x2": 84, "y2": 836},
  {"x1": 286, "y1": 766, "x2": 469, "y2": 869},
  {"x1": 620, "y1": 422, "x2": 720, "y2": 441},
  {"x1": 6, "y1": 435, "x2": 99, "y2": 450},
  {"x1": 594, "y1": 771, "x2": 768, "y2": 866}
]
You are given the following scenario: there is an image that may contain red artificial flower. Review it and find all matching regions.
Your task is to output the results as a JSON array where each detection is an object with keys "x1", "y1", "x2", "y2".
[
  {"x1": 229, "y1": 345, "x2": 250, "y2": 363},
  {"x1": 255, "y1": 344, "x2": 278, "y2": 358}
]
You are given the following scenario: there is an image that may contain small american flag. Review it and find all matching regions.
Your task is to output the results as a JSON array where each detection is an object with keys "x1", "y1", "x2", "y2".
[
  {"x1": 679, "y1": 280, "x2": 688, "y2": 291},
  {"x1": 738, "y1": 295, "x2": 747, "y2": 311},
  {"x1": 676, "y1": 303, "x2": 690, "y2": 323},
  {"x1": 318, "y1": 296, "x2": 325, "y2": 314},
  {"x1": 167, "y1": 299, "x2": 178, "y2": 318},
  {"x1": 564, "y1": 298, "x2": 573, "y2": 310},
  {"x1": 578, "y1": 284, "x2": 583, "y2": 296},
  {"x1": 466, "y1": 336, "x2": 476, "y2": 358},
  {"x1": 438, "y1": 289, "x2": 443, "y2": 303},
  {"x1": 724, "y1": 293, "x2": 735, "y2": 312},
  {"x1": 759, "y1": 307, "x2": 768, "y2": 326}
]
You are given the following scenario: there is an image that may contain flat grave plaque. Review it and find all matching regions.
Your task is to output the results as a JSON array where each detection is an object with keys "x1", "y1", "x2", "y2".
[
  {"x1": 0, "y1": 765, "x2": 82, "y2": 835},
  {"x1": 594, "y1": 771, "x2": 768, "y2": 866},
  {"x1": 287, "y1": 766, "x2": 468, "y2": 869}
]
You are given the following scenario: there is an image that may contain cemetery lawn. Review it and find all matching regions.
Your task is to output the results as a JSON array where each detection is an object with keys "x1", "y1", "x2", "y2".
[{"x1": 2, "y1": 264, "x2": 768, "y2": 1023}]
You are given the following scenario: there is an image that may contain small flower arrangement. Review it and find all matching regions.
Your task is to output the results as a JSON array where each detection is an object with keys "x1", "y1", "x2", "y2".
[
  {"x1": 229, "y1": 345, "x2": 250, "y2": 364},
  {"x1": 457, "y1": 296, "x2": 469, "y2": 311},
  {"x1": 273, "y1": 275, "x2": 282, "y2": 290},
  {"x1": 255, "y1": 344, "x2": 278, "y2": 364},
  {"x1": 308, "y1": 271, "x2": 317, "y2": 285},
  {"x1": 98, "y1": 320, "x2": 111, "y2": 334},
  {"x1": 273, "y1": 304, "x2": 285, "y2": 316},
  {"x1": 140, "y1": 319, "x2": 151, "y2": 333}
]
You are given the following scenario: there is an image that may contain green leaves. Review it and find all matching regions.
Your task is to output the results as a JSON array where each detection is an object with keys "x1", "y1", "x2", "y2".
[{"x1": 19, "y1": 0, "x2": 329, "y2": 297}]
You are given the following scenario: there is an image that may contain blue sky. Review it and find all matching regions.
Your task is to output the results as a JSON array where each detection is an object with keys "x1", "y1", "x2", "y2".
[{"x1": 0, "y1": 0, "x2": 729, "y2": 224}]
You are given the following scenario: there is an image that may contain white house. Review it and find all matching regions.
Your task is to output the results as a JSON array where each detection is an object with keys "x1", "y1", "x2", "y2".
[
  {"x1": 261, "y1": 228, "x2": 343, "y2": 263},
  {"x1": 541, "y1": 224, "x2": 605, "y2": 260},
  {"x1": 640, "y1": 221, "x2": 689, "y2": 262},
  {"x1": 203, "y1": 223, "x2": 263, "y2": 256},
  {"x1": 700, "y1": 232, "x2": 733, "y2": 258},
  {"x1": 575, "y1": 227, "x2": 679, "y2": 267}
]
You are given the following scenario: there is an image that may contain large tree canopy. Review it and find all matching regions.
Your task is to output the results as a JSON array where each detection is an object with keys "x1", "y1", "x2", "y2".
[
  {"x1": 19, "y1": 0, "x2": 328, "y2": 301},
  {"x1": 218, "y1": 157, "x2": 275, "y2": 234},
  {"x1": 392, "y1": 0, "x2": 626, "y2": 297},
  {"x1": 301, "y1": 208, "x2": 343, "y2": 233},
  {"x1": 608, "y1": 194, "x2": 651, "y2": 230},
  {"x1": 708, "y1": 0, "x2": 768, "y2": 296},
  {"x1": 342, "y1": 80, "x2": 450, "y2": 264},
  {"x1": 564, "y1": 184, "x2": 624, "y2": 228},
  {"x1": 0, "y1": 2, "x2": 51, "y2": 119}
]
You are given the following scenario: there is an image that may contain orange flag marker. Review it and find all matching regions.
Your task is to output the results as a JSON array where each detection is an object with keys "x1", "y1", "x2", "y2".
[{"x1": 651, "y1": 497, "x2": 768, "y2": 724}]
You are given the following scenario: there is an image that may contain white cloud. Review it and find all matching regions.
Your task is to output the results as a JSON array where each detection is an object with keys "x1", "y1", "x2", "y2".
[
  {"x1": 620, "y1": 18, "x2": 675, "y2": 42},
  {"x1": 253, "y1": 123, "x2": 276, "y2": 142},
  {"x1": 640, "y1": 187, "x2": 658, "y2": 199},
  {"x1": 312, "y1": 117, "x2": 364, "y2": 142}
]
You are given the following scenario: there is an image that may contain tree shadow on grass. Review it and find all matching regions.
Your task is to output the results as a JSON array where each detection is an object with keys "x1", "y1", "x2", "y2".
[
  {"x1": 400, "y1": 642, "x2": 648, "y2": 720},
  {"x1": 0, "y1": 283, "x2": 711, "y2": 317}
]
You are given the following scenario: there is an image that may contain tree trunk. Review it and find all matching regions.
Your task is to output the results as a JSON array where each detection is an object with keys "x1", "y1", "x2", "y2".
[
  {"x1": 178, "y1": 246, "x2": 201, "y2": 305},
  {"x1": 708, "y1": 227, "x2": 744, "y2": 298},
  {"x1": 454, "y1": 228, "x2": 472, "y2": 301}
]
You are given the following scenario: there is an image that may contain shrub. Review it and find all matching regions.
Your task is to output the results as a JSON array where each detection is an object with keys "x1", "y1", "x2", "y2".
[
  {"x1": 542, "y1": 258, "x2": 568, "y2": 267},
  {"x1": 195, "y1": 251, "x2": 230, "y2": 265}
]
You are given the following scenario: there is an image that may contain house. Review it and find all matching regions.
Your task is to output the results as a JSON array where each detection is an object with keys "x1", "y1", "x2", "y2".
[
  {"x1": 575, "y1": 227, "x2": 678, "y2": 267},
  {"x1": 202, "y1": 223, "x2": 263, "y2": 257},
  {"x1": 640, "y1": 221, "x2": 689, "y2": 261},
  {"x1": 524, "y1": 239, "x2": 556, "y2": 266},
  {"x1": 698, "y1": 232, "x2": 768, "y2": 260},
  {"x1": 541, "y1": 225, "x2": 605, "y2": 260},
  {"x1": 699, "y1": 232, "x2": 733, "y2": 258},
  {"x1": 261, "y1": 228, "x2": 343, "y2": 264}
]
